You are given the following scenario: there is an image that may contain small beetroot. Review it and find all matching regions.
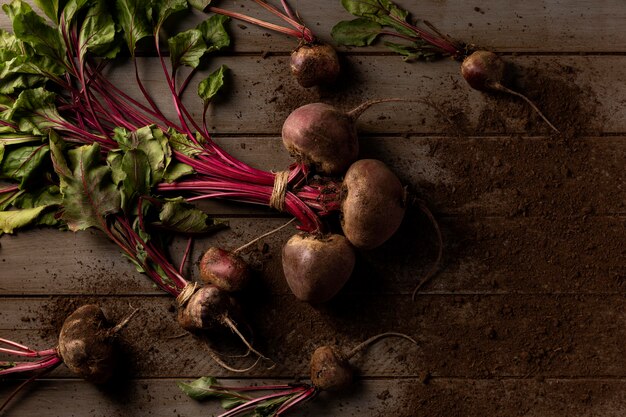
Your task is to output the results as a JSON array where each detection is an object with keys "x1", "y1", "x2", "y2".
[
  {"x1": 290, "y1": 43, "x2": 341, "y2": 88},
  {"x1": 199, "y1": 247, "x2": 250, "y2": 292},
  {"x1": 281, "y1": 233, "x2": 355, "y2": 303}
]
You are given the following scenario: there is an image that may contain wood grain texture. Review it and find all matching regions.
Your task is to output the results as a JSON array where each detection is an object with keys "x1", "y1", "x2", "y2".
[
  {"x1": 2, "y1": 0, "x2": 626, "y2": 53},
  {"x1": 1, "y1": 377, "x2": 626, "y2": 417},
  {"x1": 1, "y1": 294, "x2": 625, "y2": 379}
]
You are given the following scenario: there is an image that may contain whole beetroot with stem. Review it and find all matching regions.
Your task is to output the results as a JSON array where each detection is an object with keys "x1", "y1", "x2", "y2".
[
  {"x1": 204, "y1": 0, "x2": 340, "y2": 88},
  {"x1": 178, "y1": 332, "x2": 419, "y2": 415},
  {"x1": 281, "y1": 99, "x2": 407, "y2": 175},
  {"x1": 0, "y1": 304, "x2": 136, "y2": 412},
  {"x1": 332, "y1": 1, "x2": 559, "y2": 133},
  {"x1": 199, "y1": 219, "x2": 296, "y2": 293}
]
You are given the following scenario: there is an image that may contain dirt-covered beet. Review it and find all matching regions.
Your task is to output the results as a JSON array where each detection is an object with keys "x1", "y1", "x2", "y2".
[
  {"x1": 177, "y1": 285, "x2": 240, "y2": 333},
  {"x1": 290, "y1": 43, "x2": 341, "y2": 88},
  {"x1": 341, "y1": 159, "x2": 407, "y2": 249},
  {"x1": 57, "y1": 304, "x2": 117, "y2": 384},
  {"x1": 282, "y1": 233, "x2": 355, "y2": 303},
  {"x1": 199, "y1": 247, "x2": 250, "y2": 292},
  {"x1": 309, "y1": 346, "x2": 352, "y2": 391}
]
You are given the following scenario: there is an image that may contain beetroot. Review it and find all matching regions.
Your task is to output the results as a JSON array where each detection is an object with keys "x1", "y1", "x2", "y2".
[
  {"x1": 281, "y1": 233, "x2": 356, "y2": 303},
  {"x1": 340, "y1": 159, "x2": 407, "y2": 249},
  {"x1": 57, "y1": 304, "x2": 120, "y2": 383},
  {"x1": 290, "y1": 43, "x2": 341, "y2": 88},
  {"x1": 282, "y1": 99, "x2": 401, "y2": 175},
  {"x1": 460, "y1": 50, "x2": 559, "y2": 133},
  {"x1": 0, "y1": 304, "x2": 135, "y2": 412},
  {"x1": 309, "y1": 332, "x2": 417, "y2": 391},
  {"x1": 199, "y1": 247, "x2": 250, "y2": 292},
  {"x1": 176, "y1": 284, "x2": 269, "y2": 363}
]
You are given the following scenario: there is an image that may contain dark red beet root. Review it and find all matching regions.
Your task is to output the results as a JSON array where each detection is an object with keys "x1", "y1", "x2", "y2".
[
  {"x1": 57, "y1": 304, "x2": 116, "y2": 384},
  {"x1": 282, "y1": 103, "x2": 358, "y2": 175},
  {"x1": 199, "y1": 247, "x2": 250, "y2": 292},
  {"x1": 309, "y1": 346, "x2": 353, "y2": 391},
  {"x1": 282, "y1": 233, "x2": 355, "y2": 303},
  {"x1": 290, "y1": 43, "x2": 341, "y2": 88},
  {"x1": 341, "y1": 159, "x2": 407, "y2": 249}
]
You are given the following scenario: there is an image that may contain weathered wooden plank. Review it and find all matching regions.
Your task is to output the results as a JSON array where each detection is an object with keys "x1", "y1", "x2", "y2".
[
  {"x1": 1, "y1": 215, "x2": 624, "y2": 295},
  {"x1": 1, "y1": 294, "x2": 625, "y2": 378},
  {"x1": 102, "y1": 55, "x2": 622, "y2": 135},
  {"x1": 1, "y1": 377, "x2": 626, "y2": 417},
  {"x1": 2, "y1": 0, "x2": 626, "y2": 53}
]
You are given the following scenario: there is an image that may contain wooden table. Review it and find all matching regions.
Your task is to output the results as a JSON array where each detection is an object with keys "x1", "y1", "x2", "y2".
[{"x1": 1, "y1": 1, "x2": 625, "y2": 416}]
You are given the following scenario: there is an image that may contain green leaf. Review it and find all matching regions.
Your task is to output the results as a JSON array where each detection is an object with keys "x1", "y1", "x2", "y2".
[
  {"x1": 113, "y1": 125, "x2": 171, "y2": 186},
  {"x1": 78, "y1": 1, "x2": 120, "y2": 59},
  {"x1": 0, "y1": 205, "x2": 48, "y2": 234},
  {"x1": 384, "y1": 41, "x2": 440, "y2": 61},
  {"x1": 154, "y1": 0, "x2": 188, "y2": 28},
  {"x1": 53, "y1": 143, "x2": 121, "y2": 232},
  {"x1": 116, "y1": 0, "x2": 153, "y2": 56},
  {"x1": 197, "y1": 65, "x2": 227, "y2": 103},
  {"x1": 12, "y1": 185, "x2": 61, "y2": 226},
  {"x1": 7, "y1": 88, "x2": 66, "y2": 135},
  {"x1": 340, "y1": 0, "x2": 408, "y2": 22},
  {"x1": 220, "y1": 397, "x2": 247, "y2": 410},
  {"x1": 33, "y1": 0, "x2": 63, "y2": 23},
  {"x1": 168, "y1": 28, "x2": 206, "y2": 69},
  {"x1": 157, "y1": 198, "x2": 227, "y2": 234},
  {"x1": 3, "y1": 0, "x2": 67, "y2": 65},
  {"x1": 188, "y1": 0, "x2": 212, "y2": 11},
  {"x1": 0, "y1": 142, "x2": 49, "y2": 187},
  {"x1": 60, "y1": 0, "x2": 90, "y2": 26},
  {"x1": 331, "y1": 18, "x2": 382, "y2": 46},
  {"x1": 167, "y1": 130, "x2": 201, "y2": 157},
  {"x1": 110, "y1": 149, "x2": 150, "y2": 215},
  {"x1": 196, "y1": 14, "x2": 230, "y2": 51},
  {"x1": 178, "y1": 377, "x2": 248, "y2": 402},
  {"x1": 163, "y1": 161, "x2": 193, "y2": 182}
]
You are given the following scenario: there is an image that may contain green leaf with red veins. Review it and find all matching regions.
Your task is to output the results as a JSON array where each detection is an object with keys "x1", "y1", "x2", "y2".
[
  {"x1": 157, "y1": 197, "x2": 227, "y2": 234},
  {"x1": 3, "y1": 0, "x2": 67, "y2": 66},
  {"x1": 0, "y1": 142, "x2": 49, "y2": 187},
  {"x1": 7, "y1": 88, "x2": 66, "y2": 135},
  {"x1": 53, "y1": 143, "x2": 121, "y2": 232},
  {"x1": 196, "y1": 14, "x2": 230, "y2": 51},
  {"x1": 167, "y1": 130, "x2": 202, "y2": 157},
  {"x1": 60, "y1": 0, "x2": 90, "y2": 27},
  {"x1": 168, "y1": 28, "x2": 206, "y2": 69},
  {"x1": 78, "y1": 1, "x2": 121, "y2": 59},
  {"x1": 331, "y1": 18, "x2": 382, "y2": 46},
  {"x1": 112, "y1": 125, "x2": 172, "y2": 186},
  {"x1": 110, "y1": 149, "x2": 150, "y2": 217},
  {"x1": 116, "y1": 0, "x2": 153, "y2": 56},
  {"x1": 154, "y1": 0, "x2": 188, "y2": 29},
  {"x1": 198, "y1": 64, "x2": 228, "y2": 104},
  {"x1": 11, "y1": 185, "x2": 61, "y2": 227}
]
